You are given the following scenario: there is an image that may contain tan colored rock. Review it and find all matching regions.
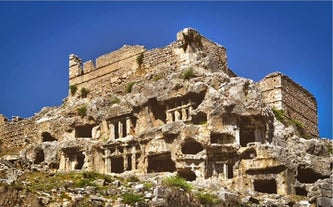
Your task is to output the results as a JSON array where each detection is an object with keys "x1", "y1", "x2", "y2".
[{"x1": 0, "y1": 28, "x2": 331, "y2": 206}]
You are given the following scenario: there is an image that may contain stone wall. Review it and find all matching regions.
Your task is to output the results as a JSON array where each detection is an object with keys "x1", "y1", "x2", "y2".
[
  {"x1": 69, "y1": 45, "x2": 146, "y2": 97},
  {"x1": 0, "y1": 115, "x2": 38, "y2": 156},
  {"x1": 68, "y1": 28, "x2": 233, "y2": 98},
  {"x1": 258, "y1": 72, "x2": 318, "y2": 137}
]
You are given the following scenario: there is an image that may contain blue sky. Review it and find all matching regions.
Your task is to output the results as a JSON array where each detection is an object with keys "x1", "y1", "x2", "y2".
[{"x1": 0, "y1": 2, "x2": 331, "y2": 138}]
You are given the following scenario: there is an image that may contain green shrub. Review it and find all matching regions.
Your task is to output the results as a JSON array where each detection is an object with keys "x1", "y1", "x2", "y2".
[
  {"x1": 70, "y1": 85, "x2": 78, "y2": 96},
  {"x1": 290, "y1": 119, "x2": 304, "y2": 128},
  {"x1": 76, "y1": 179, "x2": 96, "y2": 188},
  {"x1": 110, "y1": 97, "x2": 120, "y2": 105},
  {"x1": 143, "y1": 181, "x2": 154, "y2": 190},
  {"x1": 81, "y1": 87, "x2": 89, "y2": 98},
  {"x1": 162, "y1": 176, "x2": 192, "y2": 192},
  {"x1": 126, "y1": 175, "x2": 140, "y2": 182},
  {"x1": 82, "y1": 171, "x2": 99, "y2": 179},
  {"x1": 122, "y1": 192, "x2": 144, "y2": 205},
  {"x1": 183, "y1": 68, "x2": 194, "y2": 80},
  {"x1": 77, "y1": 105, "x2": 87, "y2": 118},
  {"x1": 82, "y1": 171, "x2": 113, "y2": 183},
  {"x1": 136, "y1": 53, "x2": 144, "y2": 66},
  {"x1": 125, "y1": 82, "x2": 135, "y2": 93},
  {"x1": 197, "y1": 192, "x2": 220, "y2": 205},
  {"x1": 272, "y1": 107, "x2": 286, "y2": 123}
]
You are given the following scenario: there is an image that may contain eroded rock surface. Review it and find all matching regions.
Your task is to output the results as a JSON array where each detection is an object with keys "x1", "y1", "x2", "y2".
[{"x1": 0, "y1": 28, "x2": 331, "y2": 207}]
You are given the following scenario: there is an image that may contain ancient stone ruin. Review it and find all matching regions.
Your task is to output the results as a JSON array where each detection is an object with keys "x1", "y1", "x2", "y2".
[{"x1": 0, "y1": 28, "x2": 331, "y2": 206}]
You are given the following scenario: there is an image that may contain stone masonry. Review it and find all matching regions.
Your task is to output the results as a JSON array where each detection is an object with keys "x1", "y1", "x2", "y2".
[{"x1": 258, "y1": 72, "x2": 318, "y2": 137}]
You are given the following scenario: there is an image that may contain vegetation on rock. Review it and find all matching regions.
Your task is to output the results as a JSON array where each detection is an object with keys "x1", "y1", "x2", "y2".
[
  {"x1": 162, "y1": 175, "x2": 192, "y2": 192},
  {"x1": 77, "y1": 105, "x2": 87, "y2": 118},
  {"x1": 125, "y1": 82, "x2": 135, "y2": 93},
  {"x1": 80, "y1": 87, "x2": 89, "y2": 98},
  {"x1": 122, "y1": 192, "x2": 144, "y2": 206},
  {"x1": 183, "y1": 68, "x2": 194, "y2": 80},
  {"x1": 196, "y1": 191, "x2": 220, "y2": 206},
  {"x1": 136, "y1": 53, "x2": 144, "y2": 67},
  {"x1": 70, "y1": 85, "x2": 78, "y2": 96}
]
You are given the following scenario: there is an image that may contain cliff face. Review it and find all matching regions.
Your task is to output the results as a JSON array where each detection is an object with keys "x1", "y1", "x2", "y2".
[{"x1": 0, "y1": 28, "x2": 331, "y2": 207}]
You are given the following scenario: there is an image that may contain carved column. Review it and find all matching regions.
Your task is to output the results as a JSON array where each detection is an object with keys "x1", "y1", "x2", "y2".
[
  {"x1": 123, "y1": 154, "x2": 128, "y2": 171},
  {"x1": 105, "y1": 149, "x2": 111, "y2": 173},
  {"x1": 175, "y1": 110, "x2": 180, "y2": 121},
  {"x1": 166, "y1": 105, "x2": 171, "y2": 123},
  {"x1": 235, "y1": 127, "x2": 240, "y2": 145},
  {"x1": 59, "y1": 152, "x2": 66, "y2": 171},
  {"x1": 223, "y1": 163, "x2": 228, "y2": 179},
  {"x1": 118, "y1": 121, "x2": 123, "y2": 138},
  {"x1": 131, "y1": 146, "x2": 136, "y2": 170},
  {"x1": 166, "y1": 111, "x2": 172, "y2": 123},
  {"x1": 182, "y1": 107, "x2": 187, "y2": 121},
  {"x1": 109, "y1": 123, "x2": 115, "y2": 140},
  {"x1": 126, "y1": 118, "x2": 131, "y2": 136},
  {"x1": 189, "y1": 100, "x2": 193, "y2": 114},
  {"x1": 71, "y1": 155, "x2": 77, "y2": 171},
  {"x1": 65, "y1": 157, "x2": 70, "y2": 171}
]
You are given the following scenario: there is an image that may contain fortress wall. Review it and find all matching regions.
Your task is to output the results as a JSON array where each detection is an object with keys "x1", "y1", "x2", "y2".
[
  {"x1": 258, "y1": 73, "x2": 318, "y2": 137},
  {"x1": 282, "y1": 103, "x2": 318, "y2": 137},
  {"x1": 0, "y1": 117, "x2": 38, "y2": 155},
  {"x1": 68, "y1": 29, "x2": 233, "y2": 98},
  {"x1": 69, "y1": 46, "x2": 146, "y2": 96},
  {"x1": 281, "y1": 90, "x2": 317, "y2": 125},
  {"x1": 257, "y1": 75, "x2": 282, "y2": 91},
  {"x1": 141, "y1": 42, "x2": 183, "y2": 73},
  {"x1": 281, "y1": 76, "x2": 317, "y2": 109},
  {"x1": 280, "y1": 76, "x2": 318, "y2": 137},
  {"x1": 200, "y1": 36, "x2": 231, "y2": 75},
  {"x1": 260, "y1": 88, "x2": 283, "y2": 109}
]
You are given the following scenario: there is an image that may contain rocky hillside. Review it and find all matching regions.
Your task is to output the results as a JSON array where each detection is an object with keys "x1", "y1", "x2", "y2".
[{"x1": 0, "y1": 28, "x2": 332, "y2": 207}]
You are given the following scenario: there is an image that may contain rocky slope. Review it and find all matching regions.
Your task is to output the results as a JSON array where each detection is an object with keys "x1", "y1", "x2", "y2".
[{"x1": 0, "y1": 28, "x2": 332, "y2": 207}]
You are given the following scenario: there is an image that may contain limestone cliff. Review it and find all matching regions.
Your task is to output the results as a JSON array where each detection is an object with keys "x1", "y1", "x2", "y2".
[{"x1": 0, "y1": 28, "x2": 331, "y2": 207}]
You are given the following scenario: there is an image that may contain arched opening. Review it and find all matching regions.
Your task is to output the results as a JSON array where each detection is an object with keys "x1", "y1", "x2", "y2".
[
  {"x1": 253, "y1": 179, "x2": 277, "y2": 194},
  {"x1": 148, "y1": 153, "x2": 176, "y2": 173},
  {"x1": 41, "y1": 132, "x2": 57, "y2": 142},
  {"x1": 181, "y1": 139, "x2": 203, "y2": 154},
  {"x1": 178, "y1": 168, "x2": 196, "y2": 181}
]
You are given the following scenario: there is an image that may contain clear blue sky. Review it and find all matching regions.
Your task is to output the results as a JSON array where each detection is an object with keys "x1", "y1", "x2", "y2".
[{"x1": 0, "y1": 2, "x2": 331, "y2": 138}]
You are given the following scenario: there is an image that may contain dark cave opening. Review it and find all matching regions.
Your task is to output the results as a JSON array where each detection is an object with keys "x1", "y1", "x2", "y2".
[
  {"x1": 111, "y1": 157, "x2": 124, "y2": 173},
  {"x1": 253, "y1": 179, "x2": 277, "y2": 194},
  {"x1": 42, "y1": 132, "x2": 57, "y2": 142},
  {"x1": 178, "y1": 168, "x2": 196, "y2": 181},
  {"x1": 75, "y1": 125, "x2": 93, "y2": 138},
  {"x1": 181, "y1": 139, "x2": 204, "y2": 154},
  {"x1": 147, "y1": 153, "x2": 176, "y2": 173}
]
